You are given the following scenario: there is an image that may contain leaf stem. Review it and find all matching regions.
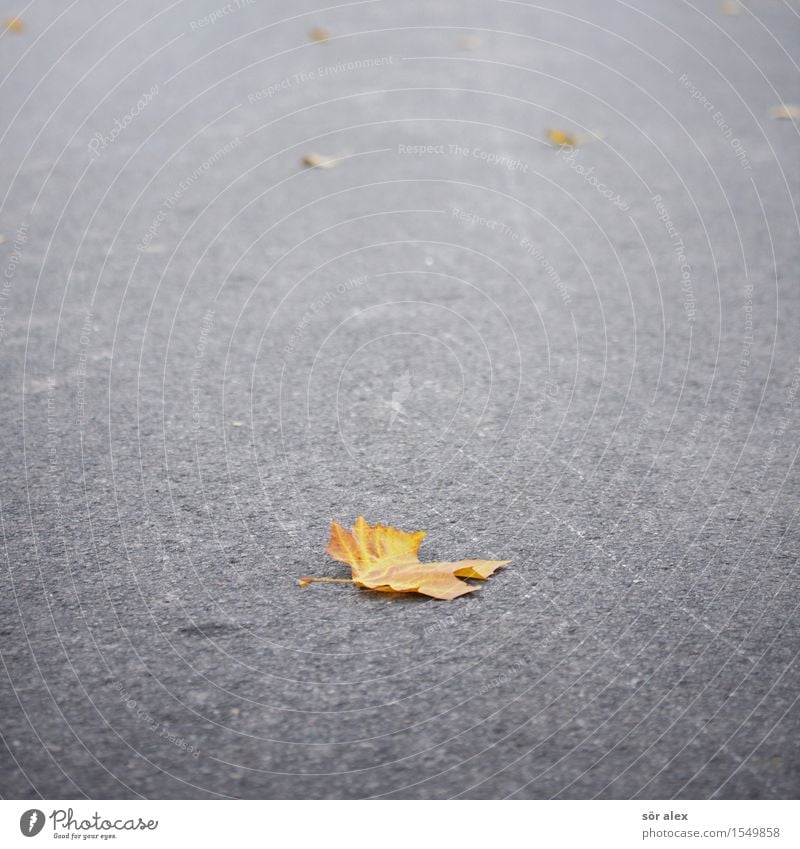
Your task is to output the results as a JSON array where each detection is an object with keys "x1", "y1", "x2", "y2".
[{"x1": 298, "y1": 576, "x2": 354, "y2": 587}]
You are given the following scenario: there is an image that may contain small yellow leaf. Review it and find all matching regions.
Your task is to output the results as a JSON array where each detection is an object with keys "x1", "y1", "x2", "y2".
[
  {"x1": 770, "y1": 104, "x2": 800, "y2": 120},
  {"x1": 546, "y1": 128, "x2": 579, "y2": 147},
  {"x1": 301, "y1": 517, "x2": 510, "y2": 600},
  {"x1": 4, "y1": 17, "x2": 24, "y2": 33},
  {"x1": 302, "y1": 152, "x2": 337, "y2": 169},
  {"x1": 720, "y1": 0, "x2": 741, "y2": 14},
  {"x1": 309, "y1": 27, "x2": 330, "y2": 42}
]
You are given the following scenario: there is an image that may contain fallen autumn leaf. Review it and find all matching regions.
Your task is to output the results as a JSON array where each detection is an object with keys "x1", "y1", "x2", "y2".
[
  {"x1": 299, "y1": 516, "x2": 510, "y2": 600},
  {"x1": 302, "y1": 152, "x2": 337, "y2": 169},
  {"x1": 770, "y1": 104, "x2": 800, "y2": 120},
  {"x1": 546, "y1": 128, "x2": 579, "y2": 147},
  {"x1": 458, "y1": 35, "x2": 482, "y2": 50}
]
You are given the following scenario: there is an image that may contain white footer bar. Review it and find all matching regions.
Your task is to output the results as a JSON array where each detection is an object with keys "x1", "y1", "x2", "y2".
[{"x1": 2, "y1": 800, "x2": 797, "y2": 848}]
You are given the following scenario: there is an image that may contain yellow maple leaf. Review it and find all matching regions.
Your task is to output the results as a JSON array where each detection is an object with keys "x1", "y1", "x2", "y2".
[
  {"x1": 309, "y1": 27, "x2": 330, "y2": 42},
  {"x1": 299, "y1": 516, "x2": 509, "y2": 600},
  {"x1": 4, "y1": 17, "x2": 24, "y2": 33}
]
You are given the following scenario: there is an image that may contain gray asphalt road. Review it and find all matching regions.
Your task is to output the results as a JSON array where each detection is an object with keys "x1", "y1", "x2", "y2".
[{"x1": 1, "y1": 0, "x2": 798, "y2": 799}]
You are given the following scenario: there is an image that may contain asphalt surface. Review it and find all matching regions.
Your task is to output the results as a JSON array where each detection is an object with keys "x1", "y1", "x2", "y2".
[{"x1": 1, "y1": 0, "x2": 799, "y2": 800}]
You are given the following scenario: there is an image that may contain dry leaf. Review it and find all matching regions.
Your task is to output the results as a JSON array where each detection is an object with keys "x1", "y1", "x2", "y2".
[
  {"x1": 770, "y1": 104, "x2": 800, "y2": 120},
  {"x1": 309, "y1": 27, "x2": 330, "y2": 42},
  {"x1": 4, "y1": 17, "x2": 24, "y2": 33},
  {"x1": 546, "y1": 128, "x2": 579, "y2": 147},
  {"x1": 458, "y1": 35, "x2": 482, "y2": 50},
  {"x1": 299, "y1": 516, "x2": 510, "y2": 600},
  {"x1": 302, "y1": 152, "x2": 337, "y2": 169},
  {"x1": 720, "y1": 0, "x2": 741, "y2": 14}
]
